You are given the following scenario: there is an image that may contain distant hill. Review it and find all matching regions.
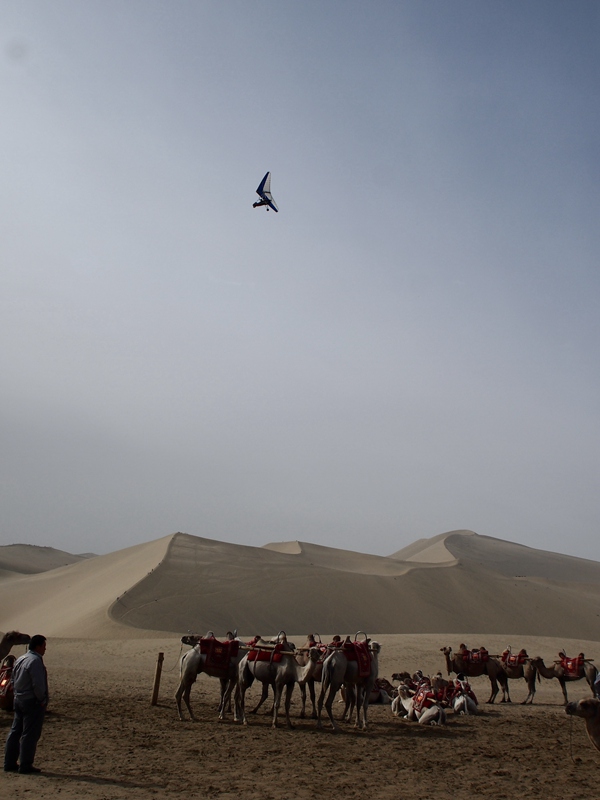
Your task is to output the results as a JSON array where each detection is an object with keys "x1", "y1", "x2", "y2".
[
  {"x1": 0, "y1": 544, "x2": 94, "y2": 576},
  {"x1": 0, "y1": 530, "x2": 599, "y2": 641}
]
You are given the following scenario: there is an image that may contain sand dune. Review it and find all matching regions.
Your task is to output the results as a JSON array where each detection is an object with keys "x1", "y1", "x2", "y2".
[
  {"x1": 1, "y1": 529, "x2": 599, "y2": 642},
  {"x1": 0, "y1": 543, "x2": 92, "y2": 577}
]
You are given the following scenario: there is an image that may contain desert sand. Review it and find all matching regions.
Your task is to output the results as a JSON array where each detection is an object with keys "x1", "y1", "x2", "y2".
[{"x1": 1, "y1": 530, "x2": 599, "y2": 798}]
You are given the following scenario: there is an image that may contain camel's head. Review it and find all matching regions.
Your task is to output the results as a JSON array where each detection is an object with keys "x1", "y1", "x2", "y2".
[
  {"x1": 3, "y1": 631, "x2": 31, "y2": 647},
  {"x1": 370, "y1": 642, "x2": 381, "y2": 656},
  {"x1": 440, "y1": 646, "x2": 452, "y2": 655},
  {"x1": 391, "y1": 671, "x2": 411, "y2": 683},
  {"x1": 566, "y1": 698, "x2": 600, "y2": 719},
  {"x1": 398, "y1": 683, "x2": 413, "y2": 699},
  {"x1": 431, "y1": 672, "x2": 448, "y2": 692},
  {"x1": 181, "y1": 634, "x2": 202, "y2": 646},
  {"x1": 307, "y1": 646, "x2": 322, "y2": 663}
]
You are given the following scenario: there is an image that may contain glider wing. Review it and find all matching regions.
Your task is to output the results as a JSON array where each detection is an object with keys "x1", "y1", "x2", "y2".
[{"x1": 255, "y1": 171, "x2": 279, "y2": 212}]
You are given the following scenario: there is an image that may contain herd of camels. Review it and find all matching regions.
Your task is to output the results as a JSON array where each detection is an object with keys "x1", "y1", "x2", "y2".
[
  {"x1": 171, "y1": 631, "x2": 600, "y2": 753},
  {"x1": 3, "y1": 628, "x2": 600, "y2": 754}
]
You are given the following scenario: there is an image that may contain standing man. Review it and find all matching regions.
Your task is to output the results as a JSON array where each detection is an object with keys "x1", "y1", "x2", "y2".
[{"x1": 4, "y1": 634, "x2": 49, "y2": 775}]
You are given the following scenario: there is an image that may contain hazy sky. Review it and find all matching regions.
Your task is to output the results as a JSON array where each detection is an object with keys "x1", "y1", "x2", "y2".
[{"x1": 1, "y1": 1, "x2": 598, "y2": 560}]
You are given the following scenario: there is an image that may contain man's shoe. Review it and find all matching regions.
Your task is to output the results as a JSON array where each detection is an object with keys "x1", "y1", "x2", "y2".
[
  {"x1": 3, "y1": 764, "x2": 19, "y2": 772},
  {"x1": 18, "y1": 765, "x2": 41, "y2": 774}
]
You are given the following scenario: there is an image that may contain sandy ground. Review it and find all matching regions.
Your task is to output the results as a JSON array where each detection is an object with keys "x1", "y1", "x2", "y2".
[{"x1": 2, "y1": 633, "x2": 599, "y2": 800}]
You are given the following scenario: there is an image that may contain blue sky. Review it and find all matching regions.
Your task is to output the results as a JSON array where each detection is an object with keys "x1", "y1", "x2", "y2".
[{"x1": 1, "y1": 1, "x2": 598, "y2": 559}]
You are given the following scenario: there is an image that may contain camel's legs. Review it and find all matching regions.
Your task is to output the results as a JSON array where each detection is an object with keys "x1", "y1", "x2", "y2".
[
  {"x1": 521, "y1": 673, "x2": 536, "y2": 705},
  {"x1": 283, "y1": 682, "x2": 295, "y2": 729},
  {"x1": 342, "y1": 685, "x2": 356, "y2": 722},
  {"x1": 418, "y1": 706, "x2": 445, "y2": 725},
  {"x1": 238, "y1": 667, "x2": 254, "y2": 725},
  {"x1": 317, "y1": 683, "x2": 340, "y2": 731},
  {"x1": 299, "y1": 680, "x2": 317, "y2": 719},
  {"x1": 271, "y1": 682, "x2": 284, "y2": 728},
  {"x1": 218, "y1": 678, "x2": 237, "y2": 720},
  {"x1": 299, "y1": 683, "x2": 307, "y2": 718},
  {"x1": 454, "y1": 695, "x2": 478, "y2": 715},
  {"x1": 355, "y1": 685, "x2": 371, "y2": 730},
  {"x1": 307, "y1": 680, "x2": 317, "y2": 719},
  {"x1": 249, "y1": 682, "x2": 270, "y2": 714},
  {"x1": 559, "y1": 678, "x2": 569, "y2": 705},
  {"x1": 177, "y1": 684, "x2": 197, "y2": 722},
  {"x1": 500, "y1": 680, "x2": 512, "y2": 703},
  {"x1": 486, "y1": 675, "x2": 500, "y2": 704}
]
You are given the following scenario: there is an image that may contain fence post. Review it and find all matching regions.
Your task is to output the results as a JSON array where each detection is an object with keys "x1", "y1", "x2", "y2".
[{"x1": 151, "y1": 652, "x2": 164, "y2": 706}]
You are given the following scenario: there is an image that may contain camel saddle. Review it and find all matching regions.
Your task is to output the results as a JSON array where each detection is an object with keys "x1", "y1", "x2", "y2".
[
  {"x1": 560, "y1": 654, "x2": 584, "y2": 677},
  {"x1": 196, "y1": 637, "x2": 239, "y2": 673},
  {"x1": 0, "y1": 655, "x2": 16, "y2": 712},
  {"x1": 413, "y1": 686, "x2": 437, "y2": 714},
  {"x1": 464, "y1": 648, "x2": 489, "y2": 664},
  {"x1": 247, "y1": 644, "x2": 284, "y2": 664},
  {"x1": 502, "y1": 649, "x2": 528, "y2": 667},
  {"x1": 342, "y1": 641, "x2": 371, "y2": 679}
]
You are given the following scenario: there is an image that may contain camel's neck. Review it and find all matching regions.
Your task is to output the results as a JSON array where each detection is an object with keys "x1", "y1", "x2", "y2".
[
  {"x1": 297, "y1": 656, "x2": 318, "y2": 682},
  {"x1": 534, "y1": 660, "x2": 557, "y2": 679}
]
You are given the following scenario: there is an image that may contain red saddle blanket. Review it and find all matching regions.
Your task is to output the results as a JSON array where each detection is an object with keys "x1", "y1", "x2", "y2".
[
  {"x1": 343, "y1": 642, "x2": 371, "y2": 679},
  {"x1": 197, "y1": 638, "x2": 239, "y2": 673},
  {"x1": 413, "y1": 688, "x2": 437, "y2": 714},
  {"x1": 560, "y1": 656, "x2": 584, "y2": 677},
  {"x1": 247, "y1": 644, "x2": 284, "y2": 664},
  {"x1": 464, "y1": 648, "x2": 489, "y2": 664},
  {"x1": 503, "y1": 653, "x2": 527, "y2": 667},
  {"x1": 0, "y1": 658, "x2": 15, "y2": 711}
]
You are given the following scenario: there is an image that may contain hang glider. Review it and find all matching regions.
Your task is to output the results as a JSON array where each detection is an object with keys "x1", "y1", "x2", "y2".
[{"x1": 253, "y1": 171, "x2": 278, "y2": 212}]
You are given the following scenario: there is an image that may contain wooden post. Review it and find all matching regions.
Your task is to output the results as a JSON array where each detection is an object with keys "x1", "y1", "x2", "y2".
[{"x1": 151, "y1": 652, "x2": 164, "y2": 706}]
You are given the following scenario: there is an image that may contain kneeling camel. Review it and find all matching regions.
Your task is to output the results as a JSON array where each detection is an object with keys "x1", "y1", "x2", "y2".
[{"x1": 566, "y1": 698, "x2": 600, "y2": 753}]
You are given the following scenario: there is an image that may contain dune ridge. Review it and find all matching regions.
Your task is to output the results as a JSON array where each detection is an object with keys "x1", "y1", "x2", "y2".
[{"x1": 1, "y1": 530, "x2": 600, "y2": 641}]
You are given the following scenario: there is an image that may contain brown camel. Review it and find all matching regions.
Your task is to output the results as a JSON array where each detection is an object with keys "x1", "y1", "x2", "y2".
[
  {"x1": 0, "y1": 631, "x2": 31, "y2": 661},
  {"x1": 530, "y1": 655, "x2": 597, "y2": 704},
  {"x1": 441, "y1": 646, "x2": 508, "y2": 704},
  {"x1": 566, "y1": 698, "x2": 600, "y2": 753},
  {"x1": 497, "y1": 650, "x2": 538, "y2": 704}
]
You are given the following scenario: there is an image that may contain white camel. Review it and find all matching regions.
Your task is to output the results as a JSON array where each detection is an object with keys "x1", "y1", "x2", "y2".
[
  {"x1": 175, "y1": 632, "x2": 243, "y2": 722},
  {"x1": 237, "y1": 644, "x2": 322, "y2": 729},
  {"x1": 450, "y1": 675, "x2": 478, "y2": 715},
  {"x1": 296, "y1": 635, "x2": 326, "y2": 719},
  {"x1": 317, "y1": 641, "x2": 380, "y2": 732},
  {"x1": 393, "y1": 683, "x2": 447, "y2": 725}
]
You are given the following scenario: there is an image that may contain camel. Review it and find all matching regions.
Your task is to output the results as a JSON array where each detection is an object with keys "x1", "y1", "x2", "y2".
[
  {"x1": 175, "y1": 632, "x2": 244, "y2": 722},
  {"x1": 0, "y1": 631, "x2": 30, "y2": 661},
  {"x1": 497, "y1": 651, "x2": 538, "y2": 704},
  {"x1": 529, "y1": 655, "x2": 597, "y2": 704},
  {"x1": 441, "y1": 646, "x2": 507, "y2": 703},
  {"x1": 295, "y1": 635, "x2": 326, "y2": 719},
  {"x1": 393, "y1": 683, "x2": 446, "y2": 725},
  {"x1": 317, "y1": 641, "x2": 380, "y2": 732},
  {"x1": 566, "y1": 698, "x2": 600, "y2": 753},
  {"x1": 449, "y1": 675, "x2": 478, "y2": 715},
  {"x1": 237, "y1": 644, "x2": 322, "y2": 729}
]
